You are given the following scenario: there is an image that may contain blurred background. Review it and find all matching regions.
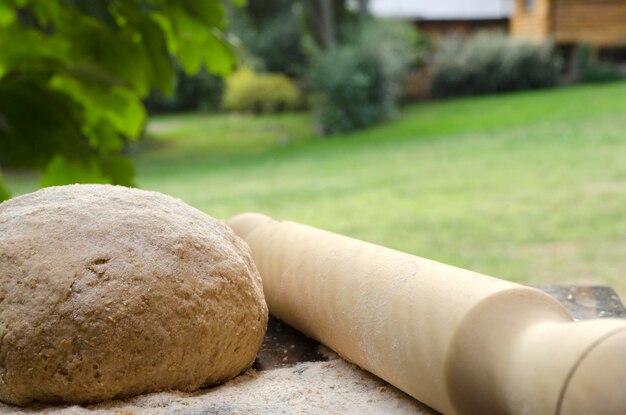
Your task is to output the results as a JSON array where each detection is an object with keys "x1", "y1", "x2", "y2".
[{"x1": 1, "y1": 0, "x2": 625, "y2": 296}]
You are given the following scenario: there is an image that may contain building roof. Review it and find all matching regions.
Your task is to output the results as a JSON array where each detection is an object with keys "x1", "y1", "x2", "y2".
[{"x1": 368, "y1": 0, "x2": 514, "y2": 21}]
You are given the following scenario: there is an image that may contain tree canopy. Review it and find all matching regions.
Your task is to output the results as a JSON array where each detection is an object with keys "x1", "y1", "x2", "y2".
[{"x1": 0, "y1": 0, "x2": 236, "y2": 200}]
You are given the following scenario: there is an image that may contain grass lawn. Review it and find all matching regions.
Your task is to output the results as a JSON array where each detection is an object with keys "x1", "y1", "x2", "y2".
[{"x1": 5, "y1": 82, "x2": 626, "y2": 297}]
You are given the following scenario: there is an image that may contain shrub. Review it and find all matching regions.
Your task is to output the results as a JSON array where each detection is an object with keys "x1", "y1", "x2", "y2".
[
  {"x1": 145, "y1": 65, "x2": 224, "y2": 113},
  {"x1": 223, "y1": 68, "x2": 300, "y2": 113},
  {"x1": 309, "y1": 21, "x2": 420, "y2": 134},
  {"x1": 583, "y1": 63, "x2": 625, "y2": 83},
  {"x1": 431, "y1": 32, "x2": 560, "y2": 98},
  {"x1": 310, "y1": 46, "x2": 389, "y2": 133},
  {"x1": 572, "y1": 44, "x2": 625, "y2": 84}
]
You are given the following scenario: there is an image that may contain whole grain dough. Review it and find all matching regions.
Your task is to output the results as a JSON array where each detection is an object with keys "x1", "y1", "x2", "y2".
[{"x1": 0, "y1": 185, "x2": 268, "y2": 406}]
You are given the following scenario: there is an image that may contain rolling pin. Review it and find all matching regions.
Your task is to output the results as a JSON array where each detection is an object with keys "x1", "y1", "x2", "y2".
[{"x1": 226, "y1": 213, "x2": 626, "y2": 415}]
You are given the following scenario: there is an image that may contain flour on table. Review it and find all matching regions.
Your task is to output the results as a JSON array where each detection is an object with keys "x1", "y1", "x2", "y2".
[{"x1": 0, "y1": 356, "x2": 437, "y2": 415}]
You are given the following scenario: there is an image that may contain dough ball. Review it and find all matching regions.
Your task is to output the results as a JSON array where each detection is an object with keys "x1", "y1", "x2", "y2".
[{"x1": 0, "y1": 185, "x2": 268, "y2": 406}]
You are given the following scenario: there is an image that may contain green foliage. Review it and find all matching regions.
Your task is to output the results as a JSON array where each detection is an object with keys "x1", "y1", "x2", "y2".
[
  {"x1": 431, "y1": 32, "x2": 560, "y2": 98},
  {"x1": 572, "y1": 44, "x2": 625, "y2": 84},
  {"x1": 223, "y1": 67, "x2": 299, "y2": 113},
  {"x1": 0, "y1": 0, "x2": 234, "y2": 197},
  {"x1": 309, "y1": 20, "x2": 420, "y2": 134},
  {"x1": 145, "y1": 64, "x2": 225, "y2": 113}
]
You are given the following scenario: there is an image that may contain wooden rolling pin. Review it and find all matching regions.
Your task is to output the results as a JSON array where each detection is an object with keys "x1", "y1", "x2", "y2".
[{"x1": 226, "y1": 213, "x2": 626, "y2": 415}]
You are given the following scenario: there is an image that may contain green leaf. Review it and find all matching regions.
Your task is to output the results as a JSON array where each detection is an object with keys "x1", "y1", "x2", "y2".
[
  {"x1": 139, "y1": 18, "x2": 175, "y2": 96},
  {"x1": 203, "y1": 33, "x2": 236, "y2": 75},
  {"x1": 40, "y1": 154, "x2": 111, "y2": 187},
  {"x1": 49, "y1": 75, "x2": 146, "y2": 139},
  {"x1": 66, "y1": 63, "x2": 127, "y2": 90},
  {"x1": 0, "y1": 23, "x2": 69, "y2": 78},
  {"x1": 0, "y1": 2, "x2": 16, "y2": 27},
  {"x1": 102, "y1": 154, "x2": 136, "y2": 187},
  {"x1": 39, "y1": 152, "x2": 136, "y2": 189},
  {"x1": 64, "y1": 0, "x2": 117, "y2": 28},
  {"x1": 28, "y1": 0, "x2": 64, "y2": 28},
  {"x1": 180, "y1": 0, "x2": 225, "y2": 29},
  {"x1": 0, "y1": 79, "x2": 88, "y2": 169},
  {"x1": 83, "y1": 119, "x2": 124, "y2": 154},
  {"x1": 149, "y1": 12, "x2": 178, "y2": 54},
  {"x1": 168, "y1": 2, "x2": 235, "y2": 76},
  {"x1": 98, "y1": 87, "x2": 146, "y2": 138},
  {"x1": 64, "y1": 20, "x2": 151, "y2": 96},
  {"x1": 0, "y1": 169, "x2": 11, "y2": 202}
]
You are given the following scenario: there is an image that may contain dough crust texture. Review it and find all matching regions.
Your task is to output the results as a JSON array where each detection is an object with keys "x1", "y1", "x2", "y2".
[{"x1": 0, "y1": 185, "x2": 268, "y2": 406}]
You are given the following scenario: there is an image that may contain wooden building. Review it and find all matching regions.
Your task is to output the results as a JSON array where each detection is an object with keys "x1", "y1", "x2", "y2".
[
  {"x1": 369, "y1": 0, "x2": 626, "y2": 47},
  {"x1": 369, "y1": 0, "x2": 513, "y2": 46},
  {"x1": 367, "y1": 0, "x2": 625, "y2": 97},
  {"x1": 510, "y1": 0, "x2": 626, "y2": 47}
]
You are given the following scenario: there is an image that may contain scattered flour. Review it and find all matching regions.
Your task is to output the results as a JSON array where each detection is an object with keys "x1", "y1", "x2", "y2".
[{"x1": 0, "y1": 357, "x2": 437, "y2": 415}]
